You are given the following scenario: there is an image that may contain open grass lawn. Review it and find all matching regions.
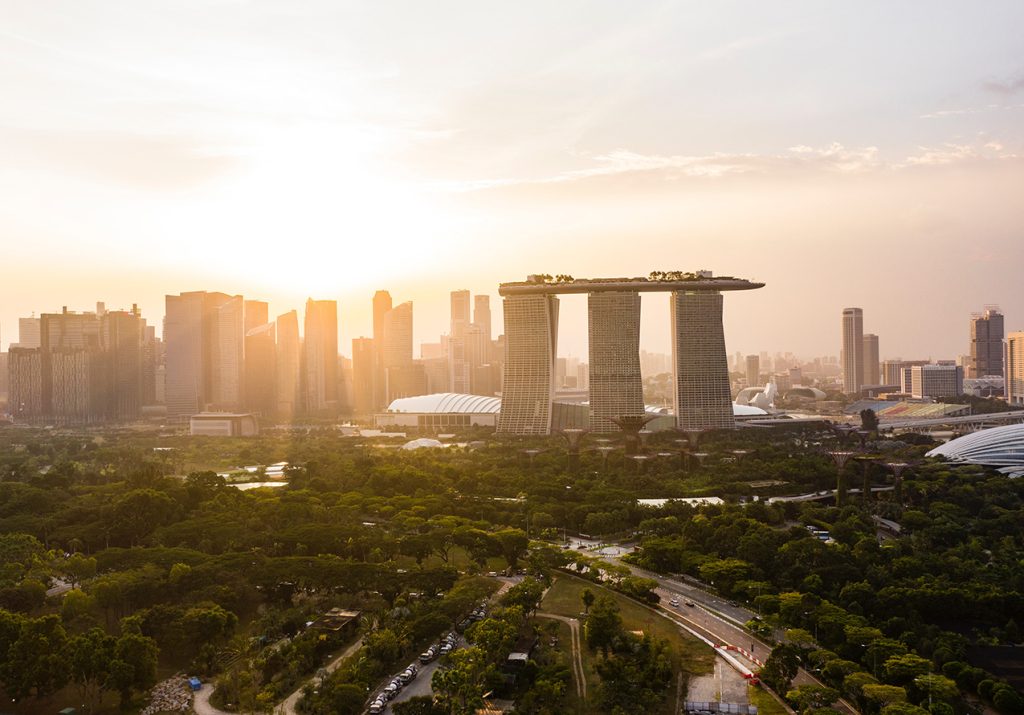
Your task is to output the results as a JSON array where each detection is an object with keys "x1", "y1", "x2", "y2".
[
  {"x1": 541, "y1": 572, "x2": 714, "y2": 714},
  {"x1": 749, "y1": 684, "x2": 791, "y2": 715}
]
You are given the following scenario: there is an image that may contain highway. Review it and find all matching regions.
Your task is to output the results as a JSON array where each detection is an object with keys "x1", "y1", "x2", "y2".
[{"x1": 599, "y1": 554, "x2": 857, "y2": 715}]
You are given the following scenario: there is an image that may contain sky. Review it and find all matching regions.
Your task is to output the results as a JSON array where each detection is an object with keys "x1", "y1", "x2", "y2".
[{"x1": 2, "y1": 1, "x2": 1023, "y2": 361}]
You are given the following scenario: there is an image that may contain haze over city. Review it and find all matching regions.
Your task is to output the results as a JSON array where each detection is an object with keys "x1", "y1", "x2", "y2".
[{"x1": 3, "y1": 1, "x2": 1024, "y2": 358}]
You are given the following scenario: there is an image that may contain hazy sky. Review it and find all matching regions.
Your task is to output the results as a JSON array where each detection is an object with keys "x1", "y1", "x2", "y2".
[{"x1": 2, "y1": 1, "x2": 1023, "y2": 360}]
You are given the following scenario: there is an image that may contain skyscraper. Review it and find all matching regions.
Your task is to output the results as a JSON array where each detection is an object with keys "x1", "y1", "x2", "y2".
[
  {"x1": 588, "y1": 291, "x2": 643, "y2": 432},
  {"x1": 352, "y1": 337, "x2": 377, "y2": 415},
  {"x1": 745, "y1": 354, "x2": 760, "y2": 388},
  {"x1": 449, "y1": 290, "x2": 472, "y2": 394},
  {"x1": 381, "y1": 301, "x2": 422, "y2": 402},
  {"x1": 969, "y1": 308, "x2": 1004, "y2": 378},
  {"x1": 302, "y1": 298, "x2": 338, "y2": 414},
  {"x1": 101, "y1": 308, "x2": 144, "y2": 421},
  {"x1": 210, "y1": 295, "x2": 244, "y2": 409},
  {"x1": 244, "y1": 300, "x2": 269, "y2": 335},
  {"x1": 275, "y1": 310, "x2": 301, "y2": 419},
  {"x1": 496, "y1": 294, "x2": 559, "y2": 434},
  {"x1": 862, "y1": 334, "x2": 880, "y2": 386},
  {"x1": 1006, "y1": 332, "x2": 1024, "y2": 406},
  {"x1": 372, "y1": 290, "x2": 393, "y2": 410},
  {"x1": 164, "y1": 292, "x2": 207, "y2": 416},
  {"x1": 244, "y1": 321, "x2": 276, "y2": 417},
  {"x1": 473, "y1": 295, "x2": 492, "y2": 342},
  {"x1": 842, "y1": 308, "x2": 864, "y2": 394},
  {"x1": 671, "y1": 291, "x2": 734, "y2": 430},
  {"x1": 16, "y1": 317, "x2": 41, "y2": 349}
]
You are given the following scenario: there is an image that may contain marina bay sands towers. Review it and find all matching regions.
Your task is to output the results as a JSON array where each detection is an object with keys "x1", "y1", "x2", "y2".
[{"x1": 496, "y1": 273, "x2": 763, "y2": 435}]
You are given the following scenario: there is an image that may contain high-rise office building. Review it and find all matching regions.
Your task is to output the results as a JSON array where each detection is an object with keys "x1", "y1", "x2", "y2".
[
  {"x1": 381, "y1": 302, "x2": 413, "y2": 370},
  {"x1": 244, "y1": 322, "x2": 276, "y2": 417},
  {"x1": 671, "y1": 291, "x2": 734, "y2": 429},
  {"x1": 841, "y1": 308, "x2": 864, "y2": 394},
  {"x1": 588, "y1": 291, "x2": 643, "y2": 432},
  {"x1": 862, "y1": 334, "x2": 880, "y2": 386},
  {"x1": 244, "y1": 300, "x2": 269, "y2": 335},
  {"x1": 164, "y1": 291, "x2": 244, "y2": 417},
  {"x1": 8, "y1": 348, "x2": 42, "y2": 417},
  {"x1": 101, "y1": 308, "x2": 144, "y2": 421},
  {"x1": 496, "y1": 294, "x2": 560, "y2": 434},
  {"x1": 473, "y1": 295, "x2": 492, "y2": 342},
  {"x1": 210, "y1": 295, "x2": 244, "y2": 409},
  {"x1": 745, "y1": 354, "x2": 760, "y2": 388},
  {"x1": 302, "y1": 298, "x2": 338, "y2": 414},
  {"x1": 372, "y1": 290, "x2": 393, "y2": 410},
  {"x1": 16, "y1": 317, "x2": 41, "y2": 349},
  {"x1": 1006, "y1": 332, "x2": 1024, "y2": 406},
  {"x1": 275, "y1": 310, "x2": 300, "y2": 419},
  {"x1": 381, "y1": 301, "x2": 418, "y2": 402},
  {"x1": 969, "y1": 308, "x2": 1004, "y2": 379},
  {"x1": 165, "y1": 292, "x2": 207, "y2": 416},
  {"x1": 352, "y1": 337, "x2": 376, "y2": 414},
  {"x1": 449, "y1": 290, "x2": 472, "y2": 394}
]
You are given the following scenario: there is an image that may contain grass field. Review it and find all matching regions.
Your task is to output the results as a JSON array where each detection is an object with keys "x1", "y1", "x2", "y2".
[
  {"x1": 540, "y1": 572, "x2": 714, "y2": 714},
  {"x1": 749, "y1": 684, "x2": 792, "y2": 715}
]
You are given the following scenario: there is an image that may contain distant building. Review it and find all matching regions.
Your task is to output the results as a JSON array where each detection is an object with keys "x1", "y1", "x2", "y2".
[
  {"x1": 1006, "y1": 332, "x2": 1024, "y2": 406},
  {"x1": 745, "y1": 354, "x2": 760, "y2": 388},
  {"x1": 275, "y1": 310, "x2": 301, "y2": 419},
  {"x1": 302, "y1": 298, "x2": 339, "y2": 414},
  {"x1": 910, "y1": 364, "x2": 963, "y2": 399},
  {"x1": 189, "y1": 412, "x2": 259, "y2": 436},
  {"x1": 969, "y1": 308, "x2": 1004, "y2": 379},
  {"x1": 351, "y1": 337, "x2": 376, "y2": 416},
  {"x1": 862, "y1": 334, "x2": 880, "y2": 385},
  {"x1": 16, "y1": 317, "x2": 41, "y2": 349},
  {"x1": 841, "y1": 308, "x2": 864, "y2": 394},
  {"x1": 244, "y1": 322, "x2": 276, "y2": 417}
]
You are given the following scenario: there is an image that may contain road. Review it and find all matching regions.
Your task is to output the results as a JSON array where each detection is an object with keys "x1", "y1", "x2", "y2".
[
  {"x1": 599, "y1": 554, "x2": 855, "y2": 715},
  {"x1": 535, "y1": 612, "x2": 586, "y2": 699},
  {"x1": 382, "y1": 578, "x2": 517, "y2": 713}
]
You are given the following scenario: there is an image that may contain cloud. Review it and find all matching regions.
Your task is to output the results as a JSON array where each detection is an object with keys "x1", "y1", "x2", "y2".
[
  {"x1": 0, "y1": 128, "x2": 241, "y2": 190},
  {"x1": 439, "y1": 140, "x2": 1018, "y2": 193},
  {"x1": 984, "y1": 73, "x2": 1024, "y2": 95}
]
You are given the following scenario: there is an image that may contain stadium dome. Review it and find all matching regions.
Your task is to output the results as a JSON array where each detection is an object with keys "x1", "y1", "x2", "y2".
[
  {"x1": 401, "y1": 438, "x2": 445, "y2": 450},
  {"x1": 386, "y1": 393, "x2": 502, "y2": 414},
  {"x1": 926, "y1": 423, "x2": 1024, "y2": 469}
]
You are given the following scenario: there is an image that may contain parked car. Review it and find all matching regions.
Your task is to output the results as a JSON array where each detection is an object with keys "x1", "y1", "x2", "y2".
[
  {"x1": 419, "y1": 647, "x2": 437, "y2": 663},
  {"x1": 369, "y1": 697, "x2": 386, "y2": 714}
]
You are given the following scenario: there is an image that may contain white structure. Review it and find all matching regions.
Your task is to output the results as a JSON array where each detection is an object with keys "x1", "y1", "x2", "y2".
[
  {"x1": 927, "y1": 423, "x2": 1024, "y2": 472},
  {"x1": 734, "y1": 382, "x2": 777, "y2": 411},
  {"x1": 378, "y1": 392, "x2": 501, "y2": 429}
]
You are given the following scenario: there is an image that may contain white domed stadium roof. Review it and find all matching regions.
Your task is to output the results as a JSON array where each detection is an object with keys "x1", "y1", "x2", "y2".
[
  {"x1": 401, "y1": 438, "x2": 445, "y2": 450},
  {"x1": 387, "y1": 393, "x2": 502, "y2": 414},
  {"x1": 927, "y1": 423, "x2": 1024, "y2": 469}
]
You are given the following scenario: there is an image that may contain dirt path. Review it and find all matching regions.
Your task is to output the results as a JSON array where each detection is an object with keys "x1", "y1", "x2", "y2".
[{"x1": 536, "y1": 612, "x2": 586, "y2": 700}]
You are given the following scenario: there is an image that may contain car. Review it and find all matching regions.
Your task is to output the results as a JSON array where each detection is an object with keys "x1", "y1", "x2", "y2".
[
  {"x1": 369, "y1": 698, "x2": 385, "y2": 714},
  {"x1": 685, "y1": 600, "x2": 696, "y2": 607},
  {"x1": 419, "y1": 648, "x2": 436, "y2": 663},
  {"x1": 669, "y1": 598, "x2": 680, "y2": 607},
  {"x1": 440, "y1": 643, "x2": 452, "y2": 655}
]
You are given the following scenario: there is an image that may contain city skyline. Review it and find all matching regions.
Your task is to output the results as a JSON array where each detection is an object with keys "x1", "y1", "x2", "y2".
[{"x1": 3, "y1": 2, "x2": 1024, "y2": 359}]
